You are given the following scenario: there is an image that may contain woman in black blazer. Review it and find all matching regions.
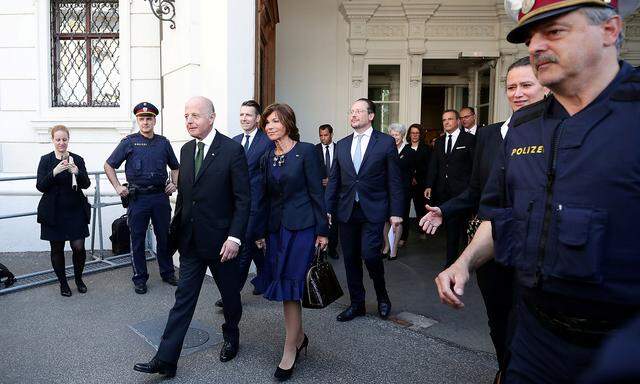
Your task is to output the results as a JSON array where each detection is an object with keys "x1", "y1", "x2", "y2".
[
  {"x1": 36, "y1": 125, "x2": 91, "y2": 297},
  {"x1": 383, "y1": 123, "x2": 415, "y2": 260},
  {"x1": 252, "y1": 103, "x2": 328, "y2": 382},
  {"x1": 407, "y1": 124, "x2": 431, "y2": 238}
]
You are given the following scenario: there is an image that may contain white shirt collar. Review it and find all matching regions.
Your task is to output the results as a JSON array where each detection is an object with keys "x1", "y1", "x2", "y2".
[
  {"x1": 446, "y1": 128, "x2": 460, "y2": 140},
  {"x1": 501, "y1": 117, "x2": 511, "y2": 139},
  {"x1": 355, "y1": 126, "x2": 373, "y2": 138},
  {"x1": 197, "y1": 129, "x2": 216, "y2": 148},
  {"x1": 243, "y1": 127, "x2": 258, "y2": 140},
  {"x1": 397, "y1": 142, "x2": 406, "y2": 153}
]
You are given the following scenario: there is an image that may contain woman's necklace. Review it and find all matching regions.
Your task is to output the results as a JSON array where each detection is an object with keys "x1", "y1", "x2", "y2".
[{"x1": 272, "y1": 140, "x2": 295, "y2": 167}]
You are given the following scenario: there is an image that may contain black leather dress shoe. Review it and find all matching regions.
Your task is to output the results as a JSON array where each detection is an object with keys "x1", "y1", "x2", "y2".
[
  {"x1": 215, "y1": 299, "x2": 223, "y2": 308},
  {"x1": 134, "y1": 283, "x2": 147, "y2": 294},
  {"x1": 336, "y1": 306, "x2": 366, "y2": 322},
  {"x1": 378, "y1": 301, "x2": 391, "y2": 319},
  {"x1": 162, "y1": 276, "x2": 178, "y2": 286},
  {"x1": 219, "y1": 341, "x2": 238, "y2": 362},
  {"x1": 133, "y1": 356, "x2": 176, "y2": 377}
]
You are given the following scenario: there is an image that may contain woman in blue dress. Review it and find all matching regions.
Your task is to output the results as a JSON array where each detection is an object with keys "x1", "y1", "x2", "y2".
[{"x1": 252, "y1": 103, "x2": 329, "y2": 381}]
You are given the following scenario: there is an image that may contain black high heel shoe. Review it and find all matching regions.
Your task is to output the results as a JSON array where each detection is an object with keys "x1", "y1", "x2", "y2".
[
  {"x1": 60, "y1": 282, "x2": 72, "y2": 297},
  {"x1": 296, "y1": 334, "x2": 309, "y2": 356},
  {"x1": 75, "y1": 278, "x2": 87, "y2": 294},
  {"x1": 274, "y1": 335, "x2": 309, "y2": 382}
]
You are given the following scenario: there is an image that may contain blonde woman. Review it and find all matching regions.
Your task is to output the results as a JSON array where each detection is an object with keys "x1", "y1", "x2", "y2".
[{"x1": 36, "y1": 125, "x2": 91, "y2": 296}]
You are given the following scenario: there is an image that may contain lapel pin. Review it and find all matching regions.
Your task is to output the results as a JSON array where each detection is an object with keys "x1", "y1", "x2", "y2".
[{"x1": 296, "y1": 154, "x2": 300, "y2": 158}]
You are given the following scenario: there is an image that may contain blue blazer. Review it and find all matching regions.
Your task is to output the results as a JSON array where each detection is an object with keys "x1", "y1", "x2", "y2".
[
  {"x1": 325, "y1": 129, "x2": 404, "y2": 224},
  {"x1": 256, "y1": 142, "x2": 329, "y2": 237},
  {"x1": 233, "y1": 129, "x2": 273, "y2": 240}
]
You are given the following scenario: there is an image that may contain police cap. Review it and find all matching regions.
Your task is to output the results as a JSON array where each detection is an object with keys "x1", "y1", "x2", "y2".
[
  {"x1": 504, "y1": 0, "x2": 640, "y2": 43},
  {"x1": 133, "y1": 102, "x2": 159, "y2": 117}
]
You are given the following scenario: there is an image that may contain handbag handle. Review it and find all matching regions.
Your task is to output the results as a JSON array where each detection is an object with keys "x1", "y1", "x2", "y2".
[{"x1": 313, "y1": 246, "x2": 325, "y2": 265}]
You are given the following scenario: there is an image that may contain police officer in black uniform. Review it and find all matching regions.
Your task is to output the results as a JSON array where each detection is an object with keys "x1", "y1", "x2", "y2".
[
  {"x1": 434, "y1": 1, "x2": 640, "y2": 382},
  {"x1": 105, "y1": 102, "x2": 180, "y2": 294}
]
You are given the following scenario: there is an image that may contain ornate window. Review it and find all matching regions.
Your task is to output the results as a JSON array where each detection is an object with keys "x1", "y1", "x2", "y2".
[
  {"x1": 50, "y1": 0, "x2": 120, "y2": 107},
  {"x1": 368, "y1": 65, "x2": 401, "y2": 133}
]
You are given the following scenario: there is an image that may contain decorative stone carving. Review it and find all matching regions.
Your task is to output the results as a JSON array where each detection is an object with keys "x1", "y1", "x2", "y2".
[
  {"x1": 426, "y1": 24, "x2": 497, "y2": 39},
  {"x1": 367, "y1": 24, "x2": 406, "y2": 38}
]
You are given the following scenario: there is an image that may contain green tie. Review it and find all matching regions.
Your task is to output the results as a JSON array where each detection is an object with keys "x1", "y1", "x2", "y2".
[{"x1": 195, "y1": 141, "x2": 205, "y2": 176}]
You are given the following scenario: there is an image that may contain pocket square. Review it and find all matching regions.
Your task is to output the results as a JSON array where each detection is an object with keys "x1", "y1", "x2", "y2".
[{"x1": 455, "y1": 146, "x2": 466, "y2": 149}]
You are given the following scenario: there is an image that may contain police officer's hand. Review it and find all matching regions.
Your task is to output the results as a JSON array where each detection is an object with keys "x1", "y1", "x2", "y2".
[
  {"x1": 424, "y1": 188, "x2": 432, "y2": 199},
  {"x1": 390, "y1": 216, "x2": 403, "y2": 229},
  {"x1": 53, "y1": 160, "x2": 69, "y2": 176},
  {"x1": 434, "y1": 260, "x2": 470, "y2": 309},
  {"x1": 165, "y1": 182, "x2": 177, "y2": 196},
  {"x1": 220, "y1": 240, "x2": 240, "y2": 262},
  {"x1": 116, "y1": 185, "x2": 129, "y2": 197},
  {"x1": 419, "y1": 205, "x2": 443, "y2": 235},
  {"x1": 255, "y1": 238, "x2": 266, "y2": 249}
]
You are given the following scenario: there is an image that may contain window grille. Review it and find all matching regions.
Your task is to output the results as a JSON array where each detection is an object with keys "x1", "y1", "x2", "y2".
[{"x1": 50, "y1": 0, "x2": 120, "y2": 107}]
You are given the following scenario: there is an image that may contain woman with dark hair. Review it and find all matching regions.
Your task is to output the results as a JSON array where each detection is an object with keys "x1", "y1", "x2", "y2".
[
  {"x1": 406, "y1": 123, "x2": 431, "y2": 240},
  {"x1": 252, "y1": 103, "x2": 329, "y2": 381},
  {"x1": 36, "y1": 125, "x2": 91, "y2": 297}
]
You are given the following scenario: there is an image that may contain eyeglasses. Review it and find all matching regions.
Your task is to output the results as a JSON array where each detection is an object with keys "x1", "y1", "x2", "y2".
[
  {"x1": 348, "y1": 109, "x2": 370, "y2": 116},
  {"x1": 460, "y1": 114, "x2": 475, "y2": 120}
]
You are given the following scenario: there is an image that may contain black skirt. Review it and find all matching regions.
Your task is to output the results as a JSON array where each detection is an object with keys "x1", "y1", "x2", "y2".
[{"x1": 40, "y1": 173, "x2": 89, "y2": 241}]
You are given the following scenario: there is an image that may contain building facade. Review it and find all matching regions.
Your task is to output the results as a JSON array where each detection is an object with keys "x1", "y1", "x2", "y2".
[{"x1": 1, "y1": 0, "x2": 639, "y2": 250}]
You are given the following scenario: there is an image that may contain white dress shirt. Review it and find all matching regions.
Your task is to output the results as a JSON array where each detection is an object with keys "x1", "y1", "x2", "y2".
[
  {"x1": 397, "y1": 142, "x2": 406, "y2": 154},
  {"x1": 501, "y1": 117, "x2": 512, "y2": 139},
  {"x1": 194, "y1": 129, "x2": 241, "y2": 246},
  {"x1": 241, "y1": 128, "x2": 258, "y2": 149},
  {"x1": 444, "y1": 128, "x2": 461, "y2": 154},
  {"x1": 350, "y1": 126, "x2": 373, "y2": 161},
  {"x1": 323, "y1": 142, "x2": 335, "y2": 168},
  {"x1": 465, "y1": 125, "x2": 477, "y2": 135}
]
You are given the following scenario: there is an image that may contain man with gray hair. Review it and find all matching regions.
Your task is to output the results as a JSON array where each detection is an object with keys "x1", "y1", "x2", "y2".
[
  {"x1": 434, "y1": 1, "x2": 640, "y2": 382},
  {"x1": 134, "y1": 96, "x2": 250, "y2": 377}
]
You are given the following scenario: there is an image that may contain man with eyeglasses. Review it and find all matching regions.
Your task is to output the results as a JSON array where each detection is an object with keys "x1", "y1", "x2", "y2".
[
  {"x1": 459, "y1": 107, "x2": 477, "y2": 135},
  {"x1": 325, "y1": 98, "x2": 403, "y2": 322}
]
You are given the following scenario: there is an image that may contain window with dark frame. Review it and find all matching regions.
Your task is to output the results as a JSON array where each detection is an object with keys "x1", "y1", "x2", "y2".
[{"x1": 50, "y1": 0, "x2": 120, "y2": 107}]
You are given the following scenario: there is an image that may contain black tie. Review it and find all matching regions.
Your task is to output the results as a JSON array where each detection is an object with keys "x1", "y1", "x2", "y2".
[
  {"x1": 243, "y1": 134, "x2": 250, "y2": 152},
  {"x1": 325, "y1": 145, "x2": 331, "y2": 176},
  {"x1": 446, "y1": 134, "x2": 452, "y2": 155}
]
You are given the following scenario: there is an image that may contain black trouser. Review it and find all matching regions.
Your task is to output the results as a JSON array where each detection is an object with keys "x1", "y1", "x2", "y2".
[
  {"x1": 237, "y1": 239, "x2": 263, "y2": 291},
  {"x1": 339, "y1": 203, "x2": 388, "y2": 307},
  {"x1": 157, "y1": 250, "x2": 242, "y2": 363},
  {"x1": 328, "y1": 222, "x2": 339, "y2": 257},
  {"x1": 475, "y1": 260, "x2": 515, "y2": 372},
  {"x1": 49, "y1": 239, "x2": 86, "y2": 285},
  {"x1": 443, "y1": 212, "x2": 467, "y2": 267}
]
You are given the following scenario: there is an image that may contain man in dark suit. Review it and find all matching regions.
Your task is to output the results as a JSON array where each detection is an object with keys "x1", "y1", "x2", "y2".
[
  {"x1": 421, "y1": 57, "x2": 547, "y2": 381},
  {"x1": 316, "y1": 124, "x2": 339, "y2": 259},
  {"x1": 134, "y1": 96, "x2": 250, "y2": 377},
  {"x1": 425, "y1": 109, "x2": 475, "y2": 267},
  {"x1": 213, "y1": 100, "x2": 272, "y2": 308},
  {"x1": 326, "y1": 98, "x2": 404, "y2": 322}
]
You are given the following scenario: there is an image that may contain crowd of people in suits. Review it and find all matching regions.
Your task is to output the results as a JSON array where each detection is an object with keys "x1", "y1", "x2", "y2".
[{"x1": 33, "y1": 55, "x2": 544, "y2": 382}]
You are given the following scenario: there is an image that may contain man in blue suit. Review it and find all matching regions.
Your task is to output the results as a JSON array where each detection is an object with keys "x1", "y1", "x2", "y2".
[
  {"x1": 216, "y1": 100, "x2": 272, "y2": 308},
  {"x1": 326, "y1": 98, "x2": 404, "y2": 321}
]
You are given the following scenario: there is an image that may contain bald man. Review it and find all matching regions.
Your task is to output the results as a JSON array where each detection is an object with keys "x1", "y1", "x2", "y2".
[{"x1": 134, "y1": 96, "x2": 250, "y2": 377}]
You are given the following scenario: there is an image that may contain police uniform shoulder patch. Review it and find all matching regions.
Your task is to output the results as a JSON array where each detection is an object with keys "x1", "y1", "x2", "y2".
[{"x1": 611, "y1": 67, "x2": 640, "y2": 101}]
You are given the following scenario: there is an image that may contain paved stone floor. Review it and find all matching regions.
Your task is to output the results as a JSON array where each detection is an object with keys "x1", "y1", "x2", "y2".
[{"x1": 0, "y1": 228, "x2": 498, "y2": 383}]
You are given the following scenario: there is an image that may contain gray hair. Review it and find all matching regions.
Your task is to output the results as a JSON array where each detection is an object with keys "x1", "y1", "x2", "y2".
[
  {"x1": 580, "y1": 6, "x2": 624, "y2": 52},
  {"x1": 388, "y1": 123, "x2": 407, "y2": 137}
]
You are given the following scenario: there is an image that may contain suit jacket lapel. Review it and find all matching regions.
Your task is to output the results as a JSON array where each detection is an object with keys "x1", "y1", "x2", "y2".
[
  {"x1": 247, "y1": 130, "x2": 263, "y2": 158},
  {"x1": 359, "y1": 130, "x2": 378, "y2": 170},
  {"x1": 194, "y1": 131, "x2": 222, "y2": 185}
]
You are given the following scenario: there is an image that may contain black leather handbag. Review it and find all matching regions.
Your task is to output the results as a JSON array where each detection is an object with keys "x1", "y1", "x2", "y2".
[{"x1": 302, "y1": 247, "x2": 344, "y2": 309}]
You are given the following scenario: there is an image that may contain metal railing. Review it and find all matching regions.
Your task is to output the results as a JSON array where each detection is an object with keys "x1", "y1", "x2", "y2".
[{"x1": 0, "y1": 170, "x2": 156, "y2": 295}]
